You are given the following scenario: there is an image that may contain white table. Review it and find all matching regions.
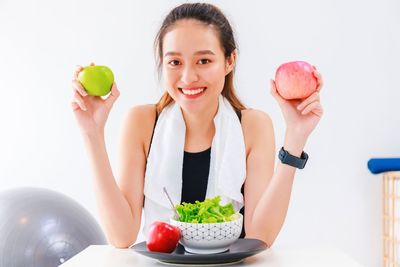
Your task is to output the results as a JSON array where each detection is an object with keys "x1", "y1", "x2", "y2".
[{"x1": 60, "y1": 245, "x2": 364, "y2": 267}]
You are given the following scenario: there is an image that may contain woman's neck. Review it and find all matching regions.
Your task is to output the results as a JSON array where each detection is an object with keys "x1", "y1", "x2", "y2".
[{"x1": 181, "y1": 100, "x2": 218, "y2": 138}]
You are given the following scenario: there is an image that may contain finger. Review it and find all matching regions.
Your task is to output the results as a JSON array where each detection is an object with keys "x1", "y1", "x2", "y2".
[
  {"x1": 71, "y1": 99, "x2": 86, "y2": 112},
  {"x1": 70, "y1": 101, "x2": 80, "y2": 111},
  {"x1": 72, "y1": 91, "x2": 88, "y2": 111},
  {"x1": 311, "y1": 104, "x2": 324, "y2": 117},
  {"x1": 72, "y1": 80, "x2": 88, "y2": 96},
  {"x1": 313, "y1": 70, "x2": 323, "y2": 92},
  {"x1": 316, "y1": 76, "x2": 323, "y2": 92},
  {"x1": 73, "y1": 65, "x2": 84, "y2": 79},
  {"x1": 301, "y1": 101, "x2": 323, "y2": 117},
  {"x1": 105, "y1": 82, "x2": 120, "y2": 108},
  {"x1": 297, "y1": 92, "x2": 320, "y2": 111},
  {"x1": 270, "y1": 79, "x2": 286, "y2": 106}
]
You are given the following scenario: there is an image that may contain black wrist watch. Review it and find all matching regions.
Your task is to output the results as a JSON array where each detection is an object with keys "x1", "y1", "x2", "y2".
[{"x1": 278, "y1": 147, "x2": 308, "y2": 169}]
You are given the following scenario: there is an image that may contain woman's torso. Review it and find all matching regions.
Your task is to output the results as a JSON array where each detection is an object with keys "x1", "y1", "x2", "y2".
[{"x1": 145, "y1": 105, "x2": 247, "y2": 238}]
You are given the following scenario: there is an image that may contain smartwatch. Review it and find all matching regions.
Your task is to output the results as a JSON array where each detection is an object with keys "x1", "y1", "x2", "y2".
[{"x1": 278, "y1": 147, "x2": 308, "y2": 169}]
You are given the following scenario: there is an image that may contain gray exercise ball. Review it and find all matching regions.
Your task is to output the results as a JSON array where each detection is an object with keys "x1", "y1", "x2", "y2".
[{"x1": 0, "y1": 187, "x2": 107, "y2": 267}]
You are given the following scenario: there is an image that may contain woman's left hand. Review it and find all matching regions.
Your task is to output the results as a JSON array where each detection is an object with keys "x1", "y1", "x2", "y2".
[{"x1": 270, "y1": 67, "x2": 324, "y2": 140}]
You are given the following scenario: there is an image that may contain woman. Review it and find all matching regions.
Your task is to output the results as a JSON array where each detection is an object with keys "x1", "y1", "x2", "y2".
[{"x1": 70, "y1": 3, "x2": 323, "y2": 248}]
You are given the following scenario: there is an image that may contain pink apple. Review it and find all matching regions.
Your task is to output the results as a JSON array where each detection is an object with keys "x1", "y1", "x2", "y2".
[{"x1": 275, "y1": 61, "x2": 318, "y2": 100}]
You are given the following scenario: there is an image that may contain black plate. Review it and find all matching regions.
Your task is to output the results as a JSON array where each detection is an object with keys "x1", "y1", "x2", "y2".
[{"x1": 131, "y1": 238, "x2": 267, "y2": 265}]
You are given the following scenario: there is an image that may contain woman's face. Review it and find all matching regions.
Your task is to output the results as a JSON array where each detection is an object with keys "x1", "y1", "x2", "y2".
[{"x1": 161, "y1": 19, "x2": 234, "y2": 114}]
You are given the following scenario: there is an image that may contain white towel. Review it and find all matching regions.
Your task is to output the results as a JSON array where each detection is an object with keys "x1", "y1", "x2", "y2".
[{"x1": 142, "y1": 95, "x2": 246, "y2": 237}]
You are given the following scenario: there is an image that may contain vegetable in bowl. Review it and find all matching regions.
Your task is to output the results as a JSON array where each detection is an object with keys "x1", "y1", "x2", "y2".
[{"x1": 175, "y1": 196, "x2": 240, "y2": 223}]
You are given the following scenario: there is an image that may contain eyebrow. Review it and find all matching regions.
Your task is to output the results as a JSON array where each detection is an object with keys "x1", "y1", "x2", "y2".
[{"x1": 164, "y1": 50, "x2": 216, "y2": 57}]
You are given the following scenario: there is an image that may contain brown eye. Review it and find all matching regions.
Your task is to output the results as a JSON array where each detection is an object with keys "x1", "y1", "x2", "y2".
[
  {"x1": 169, "y1": 60, "x2": 180, "y2": 66},
  {"x1": 198, "y1": 59, "x2": 211, "y2": 65}
]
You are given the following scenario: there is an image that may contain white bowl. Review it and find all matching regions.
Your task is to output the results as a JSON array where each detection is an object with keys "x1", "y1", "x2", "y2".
[{"x1": 170, "y1": 213, "x2": 243, "y2": 254}]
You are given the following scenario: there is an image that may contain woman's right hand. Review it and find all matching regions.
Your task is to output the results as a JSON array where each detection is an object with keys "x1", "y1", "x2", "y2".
[{"x1": 70, "y1": 63, "x2": 120, "y2": 136}]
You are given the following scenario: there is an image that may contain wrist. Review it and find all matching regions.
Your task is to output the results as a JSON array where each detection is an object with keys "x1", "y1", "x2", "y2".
[
  {"x1": 283, "y1": 131, "x2": 307, "y2": 157},
  {"x1": 82, "y1": 130, "x2": 105, "y2": 142}
]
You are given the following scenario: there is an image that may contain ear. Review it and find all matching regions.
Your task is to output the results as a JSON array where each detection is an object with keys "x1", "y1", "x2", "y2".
[{"x1": 225, "y1": 49, "x2": 237, "y2": 75}]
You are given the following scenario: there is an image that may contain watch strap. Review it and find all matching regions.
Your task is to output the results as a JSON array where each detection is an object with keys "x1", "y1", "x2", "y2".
[{"x1": 278, "y1": 147, "x2": 309, "y2": 169}]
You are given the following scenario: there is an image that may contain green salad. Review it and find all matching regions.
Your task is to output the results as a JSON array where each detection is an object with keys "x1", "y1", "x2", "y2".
[{"x1": 175, "y1": 196, "x2": 239, "y2": 223}]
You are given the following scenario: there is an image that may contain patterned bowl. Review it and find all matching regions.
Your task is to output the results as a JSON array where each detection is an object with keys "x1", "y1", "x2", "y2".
[{"x1": 170, "y1": 213, "x2": 243, "y2": 254}]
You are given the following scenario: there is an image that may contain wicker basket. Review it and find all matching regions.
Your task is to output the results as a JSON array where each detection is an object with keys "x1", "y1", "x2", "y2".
[{"x1": 383, "y1": 171, "x2": 400, "y2": 266}]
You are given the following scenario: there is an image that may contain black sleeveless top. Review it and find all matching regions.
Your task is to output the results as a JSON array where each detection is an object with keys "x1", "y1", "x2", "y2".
[{"x1": 147, "y1": 107, "x2": 246, "y2": 238}]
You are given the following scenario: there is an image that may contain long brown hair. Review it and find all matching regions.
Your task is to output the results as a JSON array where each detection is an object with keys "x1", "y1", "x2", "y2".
[{"x1": 153, "y1": 3, "x2": 246, "y2": 115}]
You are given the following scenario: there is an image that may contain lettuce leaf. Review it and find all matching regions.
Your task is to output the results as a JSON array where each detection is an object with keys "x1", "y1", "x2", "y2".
[{"x1": 175, "y1": 196, "x2": 238, "y2": 223}]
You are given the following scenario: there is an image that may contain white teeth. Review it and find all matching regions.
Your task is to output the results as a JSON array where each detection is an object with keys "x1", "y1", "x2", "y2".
[{"x1": 182, "y1": 87, "x2": 205, "y2": 95}]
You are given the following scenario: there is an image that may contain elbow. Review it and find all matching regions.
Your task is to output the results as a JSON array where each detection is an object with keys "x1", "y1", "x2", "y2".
[
  {"x1": 245, "y1": 220, "x2": 283, "y2": 248},
  {"x1": 256, "y1": 235, "x2": 274, "y2": 249},
  {"x1": 110, "y1": 239, "x2": 136, "y2": 249},
  {"x1": 108, "y1": 234, "x2": 138, "y2": 249},
  {"x1": 111, "y1": 242, "x2": 130, "y2": 249},
  {"x1": 245, "y1": 230, "x2": 275, "y2": 248},
  {"x1": 264, "y1": 238, "x2": 274, "y2": 248},
  {"x1": 104, "y1": 224, "x2": 141, "y2": 249}
]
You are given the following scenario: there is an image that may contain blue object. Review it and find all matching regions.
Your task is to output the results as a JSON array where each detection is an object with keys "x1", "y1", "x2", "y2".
[{"x1": 367, "y1": 158, "x2": 400, "y2": 174}]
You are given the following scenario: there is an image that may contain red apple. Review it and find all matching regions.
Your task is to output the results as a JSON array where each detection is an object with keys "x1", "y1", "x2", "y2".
[
  {"x1": 146, "y1": 221, "x2": 181, "y2": 253},
  {"x1": 275, "y1": 61, "x2": 318, "y2": 100}
]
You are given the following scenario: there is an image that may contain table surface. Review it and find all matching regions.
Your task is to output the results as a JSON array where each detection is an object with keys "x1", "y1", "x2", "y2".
[{"x1": 60, "y1": 245, "x2": 364, "y2": 267}]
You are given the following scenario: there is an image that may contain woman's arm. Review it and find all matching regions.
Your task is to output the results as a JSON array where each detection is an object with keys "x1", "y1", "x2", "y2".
[
  {"x1": 82, "y1": 105, "x2": 153, "y2": 248},
  {"x1": 243, "y1": 114, "x2": 306, "y2": 247},
  {"x1": 244, "y1": 69, "x2": 324, "y2": 247}
]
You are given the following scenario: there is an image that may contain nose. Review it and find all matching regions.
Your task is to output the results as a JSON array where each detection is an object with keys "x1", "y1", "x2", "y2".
[{"x1": 180, "y1": 65, "x2": 199, "y2": 85}]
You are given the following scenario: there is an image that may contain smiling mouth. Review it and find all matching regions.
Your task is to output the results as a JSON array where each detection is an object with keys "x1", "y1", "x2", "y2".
[{"x1": 178, "y1": 87, "x2": 207, "y2": 96}]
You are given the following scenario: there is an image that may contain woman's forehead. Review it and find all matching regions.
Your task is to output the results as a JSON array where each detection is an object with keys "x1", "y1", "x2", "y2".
[{"x1": 162, "y1": 20, "x2": 223, "y2": 57}]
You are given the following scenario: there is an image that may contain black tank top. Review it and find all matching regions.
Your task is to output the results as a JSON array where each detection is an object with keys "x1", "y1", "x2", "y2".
[
  {"x1": 147, "y1": 107, "x2": 246, "y2": 238},
  {"x1": 181, "y1": 147, "x2": 212, "y2": 203}
]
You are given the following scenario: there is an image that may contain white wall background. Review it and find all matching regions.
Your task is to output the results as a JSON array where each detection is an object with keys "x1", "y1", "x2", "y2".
[{"x1": 1, "y1": 0, "x2": 399, "y2": 266}]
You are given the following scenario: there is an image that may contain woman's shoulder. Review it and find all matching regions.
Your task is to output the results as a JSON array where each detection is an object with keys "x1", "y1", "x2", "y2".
[
  {"x1": 126, "y1": 103, "x2": 157, "y2": 116},
  {"x1": 122, "y1": 104, "x2": 157, "y2": 144},
  {"x1": 241, "y1": 108, "x2": 273, "y2": 127},
  {"x1": 240, "y1": 108, "x2": 274, "y2": 153},
  {"x1": 123, "y1": 104, "x2": 157, "y2": 128}
]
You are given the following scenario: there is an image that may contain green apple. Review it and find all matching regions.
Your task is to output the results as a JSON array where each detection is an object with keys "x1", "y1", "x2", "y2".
[{"x1": 78, "y1": 65, "x2": 114, "y2": 96}]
